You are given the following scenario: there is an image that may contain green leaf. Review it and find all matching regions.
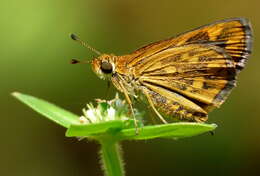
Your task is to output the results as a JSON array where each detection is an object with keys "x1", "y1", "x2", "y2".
[
  {"x1": 12, "y1": 92, "x2": 80, "y2": 128},
  {"x1": 66, "y1": 120, "x2": 217, "y2": 140},
  {"x1": 66, "y1": 120, "x2": 124, "y2": 137},
  {"x1": 65, "y1": 120, "x2": 135, "y2": 137},
  {"x1": 117, "y1": 122, "x2": 217, "y2": 140}
]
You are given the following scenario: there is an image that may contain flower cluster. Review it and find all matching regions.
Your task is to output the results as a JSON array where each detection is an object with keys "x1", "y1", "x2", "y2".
[{"x1": 79, "y1": 94, "x2": 133, "y2": 124}]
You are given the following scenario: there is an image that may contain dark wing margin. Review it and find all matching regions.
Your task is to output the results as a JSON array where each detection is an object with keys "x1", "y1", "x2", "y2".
[{"x1": 195, "y1": 18, "x2": 253, "y2": 72}]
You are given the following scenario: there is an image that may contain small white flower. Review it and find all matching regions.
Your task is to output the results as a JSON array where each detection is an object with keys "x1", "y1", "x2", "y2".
[
  {"x1": 95, "y1": 109, "x2": 103, "y2": 122},
  {"x1": 79, "y1": 96, "x2": 134, "y2": 124},
  {"x1": 107, "y1": 107, "x2": 116, "y2": 121},
  {"x1": 85, "y1": 109, "x2": 97, "y2": 123}
]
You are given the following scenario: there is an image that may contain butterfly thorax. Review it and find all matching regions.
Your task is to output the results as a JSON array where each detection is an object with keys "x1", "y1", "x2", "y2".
[{"x1": 113, "y1": 55, "x2": 142, "y2": 97}]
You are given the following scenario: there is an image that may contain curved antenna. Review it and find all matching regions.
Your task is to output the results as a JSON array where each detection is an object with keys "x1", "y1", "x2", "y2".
[{"x1": 70, "y1": 33, "x2": 102, "y2": 56}]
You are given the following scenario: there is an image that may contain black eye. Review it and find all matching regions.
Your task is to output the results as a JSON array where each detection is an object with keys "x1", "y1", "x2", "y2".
[{"x1": 101, "y1": 61, "x2": 113, "y2": 74}]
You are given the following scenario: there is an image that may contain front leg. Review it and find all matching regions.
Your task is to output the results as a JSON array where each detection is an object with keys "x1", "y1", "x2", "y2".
[{"x1": 117, "y1": 80, "x2": 139, "y2": 134}]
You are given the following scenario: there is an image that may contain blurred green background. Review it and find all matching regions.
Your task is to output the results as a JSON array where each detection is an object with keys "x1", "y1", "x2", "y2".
[{"x1": 1, "y1": 0, "x2": 260, "y2": 175}]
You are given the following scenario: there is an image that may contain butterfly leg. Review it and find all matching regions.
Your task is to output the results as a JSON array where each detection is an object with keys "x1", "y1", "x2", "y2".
[
  {"x1": 143, "y1": 90, "x2": 168, "y2": 124},
  {"x1": 118, "y1": 81, "x2": 139, "y2": 134}
]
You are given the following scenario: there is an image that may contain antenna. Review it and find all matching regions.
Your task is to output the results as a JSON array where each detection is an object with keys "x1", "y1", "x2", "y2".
[{"x1": 70, "y1": 33, "x2": 102, "y2": 56}]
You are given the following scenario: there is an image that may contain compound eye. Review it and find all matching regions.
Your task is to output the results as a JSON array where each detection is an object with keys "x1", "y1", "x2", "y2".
[{"x1": 101, "y1": 61, "x2": 113, "y2": 74}]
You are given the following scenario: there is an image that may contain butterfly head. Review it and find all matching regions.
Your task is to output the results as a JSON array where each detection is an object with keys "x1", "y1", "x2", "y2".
[
  {"x1": 70, "y1": 34, "x2": 116, "y2": 80},
  {"x1": 91, "y1": 54, "x2": 116, "y2": 80}
]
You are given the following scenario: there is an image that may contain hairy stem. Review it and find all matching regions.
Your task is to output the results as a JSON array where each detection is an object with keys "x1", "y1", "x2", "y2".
[{"x1": 99, "y1": 140, "x2": 125, "y2": 176}]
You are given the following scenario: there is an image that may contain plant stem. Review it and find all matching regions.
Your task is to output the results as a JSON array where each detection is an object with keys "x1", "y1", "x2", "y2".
[{"x1": 99, "y1": 139, "x2": 125, "y2": 176}]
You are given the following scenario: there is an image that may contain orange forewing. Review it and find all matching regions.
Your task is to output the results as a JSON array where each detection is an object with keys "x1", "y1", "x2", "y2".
[{"x1": 127, "y1": 18, "x2": 252, "y2": 71}]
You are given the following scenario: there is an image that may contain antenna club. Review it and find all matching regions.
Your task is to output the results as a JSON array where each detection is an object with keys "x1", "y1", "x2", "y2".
[
  {"x1": 70, "y1": 33, "x2": 79, "y2": 41},
  {"x1": 70, "y1": 58, "x2": 80, "y2": 64},
  {"x1": 70, "y1": 33, "x2": 102, "y2": 55}
]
